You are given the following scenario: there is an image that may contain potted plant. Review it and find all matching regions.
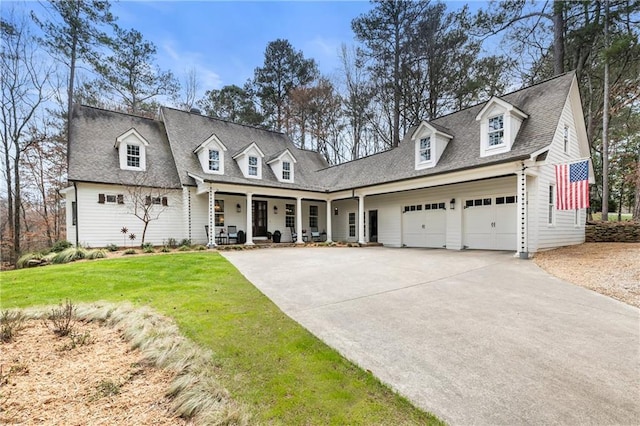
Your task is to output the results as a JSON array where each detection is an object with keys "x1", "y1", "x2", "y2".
[{"x1": 272, "y1": 230, "x2": 282, "y2": 243}]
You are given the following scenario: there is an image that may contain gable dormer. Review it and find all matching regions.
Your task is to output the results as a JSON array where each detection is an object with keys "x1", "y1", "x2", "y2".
[
  {"x1": 411, "y1": 121, "x2": 453, "y2": 170},
  {"x1": 267, "y1": 149, "x2": 297, "y2": 183},
  {"x1": 114, "y1": 128, "x2": 149, "y2": 171},
  {"x1": 232, "y1": 142, "x2": 265, "y2": 179},
  {"x1": 193, "y1": 133, "x2": 227, "y2": 175},
  {"x1": 475, "y1": 97, "x2": 528, "y2": 157}
]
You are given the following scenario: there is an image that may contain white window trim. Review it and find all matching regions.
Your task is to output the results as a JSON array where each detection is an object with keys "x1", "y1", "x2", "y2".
[
  {"x1": 248, "y1": 156, "x2": 259, "y2": 177},
  {"x1": 208, "y1": 149, "x2": 220, "y2": 172},
  {"x1": 419, "y1": 137, "x2": 432, "y2": 163},
  {"x1": 563, "y1": 125, "x2": 570, "y2": 154},
  {"x1": 194, "y1": 134, "x2": 227, "y2": 175},
  {"x1": 115, "y1": 128, "x2": 149, "y2": 171},
  {"x1": 487, "y1": 115, "x2": 505, "y2": 148},
  {"x1": 548, "y1": 184, "x2": 555, "y2": 226},
  {"x1": 282, "y1": 161, "x2": 291, "y2": 181}
]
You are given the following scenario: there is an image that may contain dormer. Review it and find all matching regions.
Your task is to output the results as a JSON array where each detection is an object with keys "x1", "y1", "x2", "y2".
[
  {"x1": 475, "y1": 97, "x2": 528, "y2": 157},
  {"x1": 193, "y1": 133, "x2": 227, "y2": 175},
  {"x1": 267, "y1": 149, "x2": 297, "y2": 183},
  {"x1": 411, "y1": 121, "x2": 453, "y2": 170},
  {"x1": 232, "y1": 142, "x2": 265, "y2": 179},
  {"x1": 114, "y1": 128, "x2": 149, "y2": 171}
]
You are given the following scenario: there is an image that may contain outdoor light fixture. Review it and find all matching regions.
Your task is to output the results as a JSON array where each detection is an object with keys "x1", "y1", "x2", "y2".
[
  {"x1": 273, "y1": 205, "x2": 278, "y2": 214},
  {"x1": 334, "y1": 207, "x2": 339, "y2": 216},
  {"x1": 236, "y1": 203, "x2": 241, "y2": 213},
  {"x1": 450, "y1": 198, "x2": 456, "y2": 210}
]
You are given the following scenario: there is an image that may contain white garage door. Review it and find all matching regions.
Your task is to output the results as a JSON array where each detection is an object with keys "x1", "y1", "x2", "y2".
[
  {"x1": 463, "y1": 195, "x2": 517, "y2": 250},
  {"x1": 402, "y1": 202, "x2": 446, "y2": 248}
]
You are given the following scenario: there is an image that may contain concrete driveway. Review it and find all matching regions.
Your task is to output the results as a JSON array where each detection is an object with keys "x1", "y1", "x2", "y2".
[{"x1": 221, "y1": 247, "x2": 640, "y2": 425}]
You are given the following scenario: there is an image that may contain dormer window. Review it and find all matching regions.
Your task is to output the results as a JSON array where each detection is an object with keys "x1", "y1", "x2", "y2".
[
  {"x1": 194, "y1": 134, "x2": 227, "y2": 175},
  {"x1": 488, "y1": 115, "x2": 504, "y2": 146},
  {"x1": 208, "y1": 149, "x2": 220, "y2": 171},
  {"x1": 419, "y1": 137, "x2": 431, "y2": 162},
  {"x1": 248, "y1": 156, "x2": 258, "y2": 176},
  {"x1": 233, "y1": 142, "x2": 265, "y2": 179},
  {"x1": 412, "y1": 121, "x2": 452, "y2": 170},
  {"x1": 127, "y1": 144, "x2": 141, "y2": 167},
  {"x1": 115, "y1": 128, "x2": 149, "y2": 171},
  {"x1": 282, "y1": 161, "x2": 291, "y2": 180},
  {"x1": 267, "y1": 148, "x2": 297, "y2": 183},
  {"x1": 476, "y1": 97, "x2": 528, "y2": 157}
]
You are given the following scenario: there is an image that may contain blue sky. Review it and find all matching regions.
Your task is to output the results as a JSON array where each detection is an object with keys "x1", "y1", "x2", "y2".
[{"x1": 10, "y1": 1, "x2": 487, "y2": 98}]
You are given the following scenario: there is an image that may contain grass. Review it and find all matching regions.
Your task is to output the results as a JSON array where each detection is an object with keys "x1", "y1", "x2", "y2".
[
  {"x1": 590, "y1": 212, "x2": 634, "y2": 221},
  {"x1": 0, "y1": 252, "x2": 440, "y2": 425}
]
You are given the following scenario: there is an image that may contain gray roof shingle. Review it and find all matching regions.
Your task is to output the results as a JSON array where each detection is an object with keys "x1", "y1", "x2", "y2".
[
  {"x1": 69, "y1": 72, "x2": 575, "y2": 194},
  {"x1": 68, "y1": 105, "x2": 182, "y2": 188}
]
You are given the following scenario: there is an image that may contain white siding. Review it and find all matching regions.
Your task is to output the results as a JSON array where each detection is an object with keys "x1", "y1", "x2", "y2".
[
  {"x1": 534, "y1": 96, "x2": 586, "y2": 251},
  {"x1": 74, "y1": 182, "x2": 184, "y2": 247}
]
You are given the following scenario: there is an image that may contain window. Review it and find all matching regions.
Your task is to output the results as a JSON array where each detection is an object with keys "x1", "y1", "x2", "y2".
[
  {"x1": 574, "y1": 209, "x2": 580, "y2": 226},
  {"x1": 215, "y1": 200, "x2": 224, "y2": 227},
  {"x1": 488, "y1": 115, "x2": 504, "y2": 146},
  {"x1": 209, "y1": 149, "x2": 220, "y2": 171},
  {"x1": 282, "y1": 161, "x2": 291, "y2": 180},
  {"x1": 548, "y1": 185, "x2": 555, "y2": 225},
  {"x1": 248, "y1": 156, "x2": 258, "y2": 176},
  {"x1": 419, "y1": 137, "x2": 431, "y2": 162},
  {"x1": 309, "y1": 205, "x2": 318, "y2": 228},
  {"x1": 127, "y1": 144, "x2": 140, "y2": 167},
  {"x1": 145, "y1": 196, "x2": 167, "y2": 206},
  {"x1": 106, "y1": 195, "x2": 117, "y2": 203},
  {"x1": 285, "y1": 204, "x2": 295, "y2": 228},
  {"x1": 72, "y1": 201, "x2": 77, "y2": 226},
  {"x1": 563, "y1": 125, "x2": 569, "y2": 153},
  {"x1": 348, "y1": 212, "x2": 356, "y2": 237}
]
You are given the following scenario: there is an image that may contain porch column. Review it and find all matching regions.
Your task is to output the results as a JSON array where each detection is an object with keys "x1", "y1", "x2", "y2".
[
  {"x1": 325, "y1": 199, "x2": 333, "y2": 243},
  {"x1": 296, "y1": 197, "x2": 304, "y2": 244},
  {"x1": 207, "y1": 187, "x2": 216, "y2": 248},
  {"x1": 358, "y1": 194, "x2": 366, "y2": 244},
  {"x1": 517, "y1": 165, "x2": 528, "y2": 258},
  {"x1": 245, "y1": 192, "x2": 254, "y2": 245}
]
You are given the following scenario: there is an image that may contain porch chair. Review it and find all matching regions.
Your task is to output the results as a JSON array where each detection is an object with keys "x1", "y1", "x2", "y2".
[
  {"x1": 310, "y1": 227, "x2": 321, "y2": 242},
  {"x1": 227, "y1": 225, "x2": 238, "y2": 244},
  {"x1": 290, "y1": 227, "x2": 297, "y2": 242}
]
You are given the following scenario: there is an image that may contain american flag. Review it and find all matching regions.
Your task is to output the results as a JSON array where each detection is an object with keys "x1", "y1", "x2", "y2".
[{"x1": 555, "y1": 160, "x2": 590, "y2": 210}]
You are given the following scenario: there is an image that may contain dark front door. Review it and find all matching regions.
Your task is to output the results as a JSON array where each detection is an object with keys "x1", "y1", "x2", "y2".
[
  {"x1": 369, "y1": 210, "x2": 378, "y2": 242},
  {"x1": 252, "y1": 200, "x2": 268, "y2": 237}
]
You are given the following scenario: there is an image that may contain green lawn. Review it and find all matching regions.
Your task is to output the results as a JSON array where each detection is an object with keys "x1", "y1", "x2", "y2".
[
  {"x1": 590, "y1": 212, "x2": 634, "y2": 221},
  {"x1": 1, "y1": 252, "x2": 441, "y2": 425}
]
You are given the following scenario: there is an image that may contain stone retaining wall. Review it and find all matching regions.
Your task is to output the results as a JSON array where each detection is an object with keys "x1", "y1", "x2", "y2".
[{"x1": 585, "y1": 221, "x2": 640, "y2": 242}]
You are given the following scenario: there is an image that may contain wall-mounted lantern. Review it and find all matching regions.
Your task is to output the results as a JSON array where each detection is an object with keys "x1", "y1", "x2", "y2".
[
  {"x1": 273, "y1": 205, "x2": 278, "y2": 214},
  {"x1": 450, "y1": 198, "x2": 456, "y2": 210},
  {"x1": 236, "y1": 203, "x2": 241, "y2": 213}
]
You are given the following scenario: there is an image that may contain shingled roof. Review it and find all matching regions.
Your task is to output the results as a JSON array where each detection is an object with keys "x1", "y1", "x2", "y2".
[
  {"x1": 316, "y1": 72, "x2": 575, "y2": 191},
  {"x1": 160, "y1": 107, "x2": 329, "y2": 191},
  {"x1": 68, "y1": 105, "x2": 182, "y2": 188},
  {"x1": 69, "y1": 72, "x2": 575, "y2": 194}
]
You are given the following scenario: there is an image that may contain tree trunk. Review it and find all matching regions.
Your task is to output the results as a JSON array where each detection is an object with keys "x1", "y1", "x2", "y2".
[
  {"x1": 553, "y1": 0, "x2": 565, "y2": 75},
  {"x1": 601, "y1": 0, "x2": 610, "y2": 221},
  {"x1": 13, "y1": 150, "x2": 21, "y2": 260}
]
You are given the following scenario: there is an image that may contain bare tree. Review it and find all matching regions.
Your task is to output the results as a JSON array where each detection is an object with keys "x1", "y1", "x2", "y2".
[
  {"x1": 1, "y1": 12, "x2": 55, "y2": 261},
  {"x1": 172, "y1": 67, "x2": 200, "y2": 111},
  {"x1": 124, "y1": 175, "x2": 174, "y2": 245}
]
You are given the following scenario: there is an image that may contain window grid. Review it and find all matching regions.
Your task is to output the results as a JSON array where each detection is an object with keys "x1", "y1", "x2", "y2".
[
  {"x1": 285, "y1": 204, "x2": 295, "y2": 228},
  {"x1": 309, "y1": 205, "x2": 318, "y2": 228},
  {"x1": 419, "y1": 137, "x2": 431, "y2": 162},
  {"x1": 282, "y1": 161, "x2": 291, "y2": 180},
  {"x1": 348, "y1": 212, "x2": 356, "y2": 237},
  {"x1": 488, "y1": 115, "x2": 504, "y2": 146},
  {"x1": 127, "y1": 144, "x2": 140, "y2": 167},
  {"x1": 563, "y1": 126, "x2": 569, "y2": 153},
  {"x1": 248, "y1": 156, "x2": 258, "y2": 176},
  {"x1": 214, "y1": 200, "x2": 224, "y2": 227},
  {"x1": 548, "y1": 185, "x2": 555, "y2": 225},
  {"x1": 209, "y1": 149, "x2": 220, "y2": 171}
]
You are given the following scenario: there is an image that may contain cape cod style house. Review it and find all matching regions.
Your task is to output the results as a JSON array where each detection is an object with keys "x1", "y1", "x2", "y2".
[{"x1": 62, "y1": 72, "x2": 593, "y2": 256}]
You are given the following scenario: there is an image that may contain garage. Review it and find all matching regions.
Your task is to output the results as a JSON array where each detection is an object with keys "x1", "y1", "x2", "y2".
[
  {"x1": 402, "y1": 202, "x2": 446, "y2": 248},
  {"x1": 463, "y1": 195, "x2": 517, "y2": 250}
]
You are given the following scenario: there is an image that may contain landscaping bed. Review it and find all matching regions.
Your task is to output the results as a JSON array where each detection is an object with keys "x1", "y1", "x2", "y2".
[{"x1": 534, "y1": 242, "x2": 640, "y2": 308}]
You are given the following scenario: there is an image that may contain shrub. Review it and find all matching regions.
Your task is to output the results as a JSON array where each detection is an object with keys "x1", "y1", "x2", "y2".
[
  {"x1": 179, "y1": 239, "x2": 192, "y2": 247},
  {"x1": 143, "y1": 246, "x2": 155, "y2": 253},
  {"x1": 123, "y1": 248, "x2": 137, "y2": 255},
  {"x1": 52, "y1": 247, "x2": 87, "y2": 264},
  {"x1": 16, "y1": 253, "x2": 43, "y2": 269},
  {"x1": 105, "y1": 243, "x2": 119, "y2": 252},
  {"x1": 86, "y1": 249, "x2": 107, "y2": 260},
  {"x1": 160, "y1": 246, "x2": 171, "y2": 253},
  {"x1": 50, "y1": 240, "x2": 73, "y2": 253},
  {"x1": 1, "y1": 309, "x2": 27, "y2": 342},
  {"x1": 141, "y1": 242, "x2": 153, "y2": 250},
  {"x1": 194, "y1": 245, "x2": 207, "y2": 251},
  {"x1": 46, "y1": 299, "x2": 75, "y2": 337},
  {"x1": 166, "y1": 237, "x2": 178, "y2": 248},
  {"x1": 178, "y1": 245, "x2": 191, "y2": 251}
]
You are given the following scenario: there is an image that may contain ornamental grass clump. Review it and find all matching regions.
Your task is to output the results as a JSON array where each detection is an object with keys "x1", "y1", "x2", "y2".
[
  {"x1": 52, "y1": 247, "x2": 87, "y2": 264},
  {"x1": 1, "y1": 309, "x2": 27, "y2": 342},
  {"x1": 85, "y1": 249, "x2": 107, "y2": 260}
]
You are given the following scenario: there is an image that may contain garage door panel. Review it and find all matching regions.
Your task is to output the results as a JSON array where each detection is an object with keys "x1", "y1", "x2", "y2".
[
  {"x1": 402, "y1": 203, "x2": 446, "y2": 248},
  {"x1": 495, "y1": 204, "x2": 517, "y2": 250},
  {"x1": 425, "y1": 210, "x2": 446, "y2": 248},
  {"x1": 403, "y1": 210, "x2": 426, "y2": 247},
  {"x1": 463, "y1": 205, "x2": 493, "y2": 249},
  {"x1": 463, "y1": 196, "x2": 516, "y2": 251}
]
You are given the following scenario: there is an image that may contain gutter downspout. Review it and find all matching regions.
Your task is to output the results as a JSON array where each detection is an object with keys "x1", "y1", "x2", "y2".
[{"x1": 73, "y1": 182, "x2": 79, "y2": 247}]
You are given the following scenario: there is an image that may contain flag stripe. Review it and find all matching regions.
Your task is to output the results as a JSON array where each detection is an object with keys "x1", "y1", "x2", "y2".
[{"x1": 555, "y1": 160, "x2": 590, "y2": 210}]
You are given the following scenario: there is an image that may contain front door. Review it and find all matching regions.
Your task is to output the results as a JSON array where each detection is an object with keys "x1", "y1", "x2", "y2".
[
  {"x1": 252, "y1": 200, "x2": 267, "y2": 237},
  {"x1": 369, "y1": 210, "x2": 378, "y2": 242}
]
